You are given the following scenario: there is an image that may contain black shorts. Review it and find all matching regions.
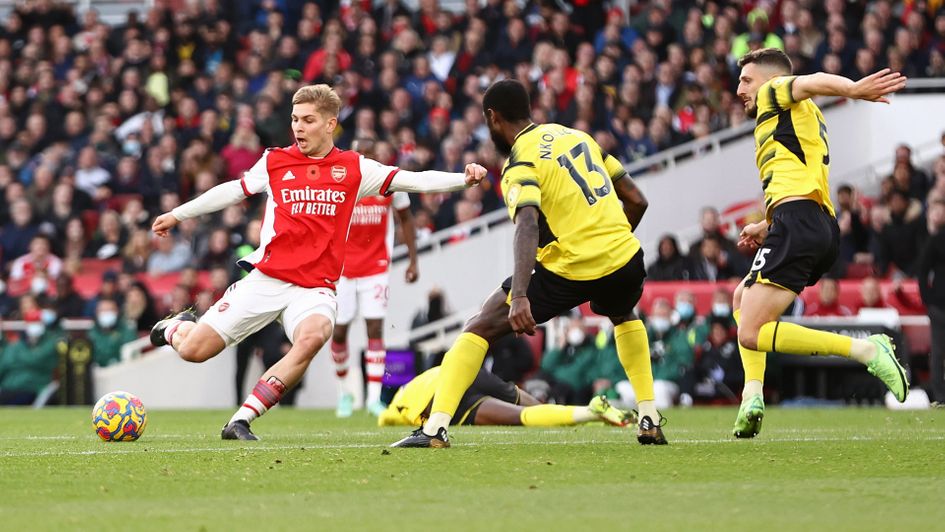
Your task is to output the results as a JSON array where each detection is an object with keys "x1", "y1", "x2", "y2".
[
  {"x1": 744, "y1": 200, "x2": 839, "y2": 294},
  {"x1": 455, "y1": 369, "x2": 519, "y2": 426},
  {"x1": 500, "y1": 251, "x2": 646, "y2": 323}
]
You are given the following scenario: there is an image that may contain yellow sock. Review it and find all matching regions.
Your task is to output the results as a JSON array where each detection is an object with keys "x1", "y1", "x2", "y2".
[
  {"x1": 614, "y1": 320, "x2": 654, "y2": 402},
  {"x1": 757, "y1": 321, "x2": 852, "y2": 357},
  {"x1": 734, "y1": 309, "x2": 766, "y2": 383},
  {"x1": 519, "y1": 405, "x2": 578, "y2": 426},
  {"x1": 428, "y1": 332, "x2": 489, "y2": 418}
]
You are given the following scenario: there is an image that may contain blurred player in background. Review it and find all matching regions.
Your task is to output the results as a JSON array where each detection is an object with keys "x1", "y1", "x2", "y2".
[
  {"x1": 149, "y1": 84, "x2": 486, "y2": 440},
  {"x1": 379, "y1": 366, "x2": 634, "y2": 428},
  {"x1": 731, "y1": 49, "x2": 909, "y2": 438},
  {"x1": 392, "y1": 79, "x2": 664, "y2": 448},
  {"x1": 332, "y1": 137, "x2": 420, "y2": 418}
]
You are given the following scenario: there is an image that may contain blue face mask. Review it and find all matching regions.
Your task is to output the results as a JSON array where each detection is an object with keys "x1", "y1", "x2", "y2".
[
  {"x1": 41, "y1": 309, "x2": 57, "y2": 326},
  {"x1": 676, "y1": 301, "x2": 695, "y2": 321}
]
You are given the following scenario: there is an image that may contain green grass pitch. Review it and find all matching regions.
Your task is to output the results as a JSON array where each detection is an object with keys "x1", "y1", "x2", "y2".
[{"x1": 1, "y1": 407, "x2": 943, "y2": 530}]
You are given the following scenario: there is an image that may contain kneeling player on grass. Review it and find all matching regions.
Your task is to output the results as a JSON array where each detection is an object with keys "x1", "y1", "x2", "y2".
[
  {"x1": 148, "y1": 84, "x2": 486, "y2": 441},
  {"x1": 378, "y1": 366, "x2": 634, "y2": 428},
  {"x1": 731, "y1": 48, "x2": 909, "y2": 438},
  {"x1": 391, "y1": 79, "x2": 666, "y2": 448}
]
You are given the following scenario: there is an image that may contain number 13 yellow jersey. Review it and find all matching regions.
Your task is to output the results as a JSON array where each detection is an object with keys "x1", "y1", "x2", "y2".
[{"x1": 500, "y1": 123, "x2": 640, "y2": 281}]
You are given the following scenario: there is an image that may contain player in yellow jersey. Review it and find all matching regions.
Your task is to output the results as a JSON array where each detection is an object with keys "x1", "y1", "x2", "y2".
[
  {"x1": 731, "y1": 48, "x2": 910, "y2": 438},
  {"x1": 392, "y1": 79, "x2": 664, "y2": 447},
  {"x1": 378, "y1": 367, "x2": 634, "y2": 428}
]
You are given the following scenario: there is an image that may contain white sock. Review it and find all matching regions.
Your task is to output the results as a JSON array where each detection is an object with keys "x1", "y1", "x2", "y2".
[
  {"x1": 743, "y1": 379, "x2": 763, "y2": 399},
  {"x1": 424, "y1": 412, "x2": 451, "y2": 435},
  {"x1": 230, "y1": 394, "x2": 267, "y2": 424},
  {"x1": 365, "y1": 345, "x2": 385, "y2": 405},
  {"x1": 637, "y1": 400, "x2": 659, "y2": 422},
  {"x1": 572, "y1": 406, "x2": 597, "y2": 423}
]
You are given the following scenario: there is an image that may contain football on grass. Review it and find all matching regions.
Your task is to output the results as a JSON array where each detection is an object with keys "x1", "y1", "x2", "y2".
[{"x1": 92, "y1": 391, "x2": 148, "y2": 442}]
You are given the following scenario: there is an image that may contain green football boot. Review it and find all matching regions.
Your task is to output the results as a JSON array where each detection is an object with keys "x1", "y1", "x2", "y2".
[
  {"x1": 588, "y1": 395, "x2": 632, "y2": 427},
  {"x1": 733, "y1": 394, "x2": 765, "y2": 439},
  {"x1": 865, "y1": 334, "x2": 909, "y2": 403}
]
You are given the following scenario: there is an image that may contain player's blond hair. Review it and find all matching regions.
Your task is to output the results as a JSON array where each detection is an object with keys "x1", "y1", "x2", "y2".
[{"x1": 292, "y1": 84, "x2": 342, "y2": 118}]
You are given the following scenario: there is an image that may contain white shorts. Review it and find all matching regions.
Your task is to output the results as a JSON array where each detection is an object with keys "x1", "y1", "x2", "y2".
[
  {"x1": 335, "y1": 272, "x2": 390, "y2": 325},
  {"x1": 200, "y1": 269, "x2": 337, "y2": 346}
]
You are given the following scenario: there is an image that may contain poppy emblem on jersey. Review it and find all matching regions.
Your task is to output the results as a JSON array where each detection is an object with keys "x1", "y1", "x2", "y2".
[
  {"x1": 218, "y1": 302, "x2": 229, "y2": 312},
  {"x1": 307, "y1": 165, "x2": 320, "y2": 181},
  {"x1": 331, "y1": 165, "x2": 347, "y2": 182},
  {"x1": 506, "y1": 184, "x2": 521, "y2": 207}
]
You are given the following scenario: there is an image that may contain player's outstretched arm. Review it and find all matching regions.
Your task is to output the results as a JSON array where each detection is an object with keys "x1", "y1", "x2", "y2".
[
  {"x1": 152, "y1": 180, "x2": 248, "y2": 237},
  {"x1": 613, "y1": 175, "x2": 648, "y2": 230},
  {"x1": 509, "y1": 205, "x2": 539, "y2": 336},
  {"x1": 791, "y1": 69, "x2": 907, "y2": 103},
  {"x1": 387, "y1": 163, "x2": 487, "y2": 194}
]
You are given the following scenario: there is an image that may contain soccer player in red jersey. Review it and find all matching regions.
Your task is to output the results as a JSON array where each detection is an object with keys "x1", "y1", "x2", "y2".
[{"x1": 149, "y1": 85, "x2": 485, "y2": 440}]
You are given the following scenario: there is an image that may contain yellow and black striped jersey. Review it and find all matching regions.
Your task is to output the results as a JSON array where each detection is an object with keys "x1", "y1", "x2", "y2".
[
  {"x1": 753, "y1": 76, "x2": 836, "y2": 221},
  {"x1": 500, "y1": 123, "x2": 640, "y2": 280}
]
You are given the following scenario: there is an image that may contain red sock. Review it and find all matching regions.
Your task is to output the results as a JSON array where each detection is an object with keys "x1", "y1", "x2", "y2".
[{"x1": 331, "y1": 340, "x2": 349, "y2": 378}]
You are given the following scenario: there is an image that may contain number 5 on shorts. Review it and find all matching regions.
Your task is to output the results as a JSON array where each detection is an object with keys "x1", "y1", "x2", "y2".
[{"x1": 751, "y1": 248, "x2": 771, "y2": 272}]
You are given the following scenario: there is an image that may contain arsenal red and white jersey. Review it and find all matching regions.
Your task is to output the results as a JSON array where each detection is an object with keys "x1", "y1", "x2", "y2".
[
  {"x1": 343, "y1": 192, "x2": 411, "y2": 278},
  {"x1": 237, "y1": 145, "x2": 401, "y2": 289}
]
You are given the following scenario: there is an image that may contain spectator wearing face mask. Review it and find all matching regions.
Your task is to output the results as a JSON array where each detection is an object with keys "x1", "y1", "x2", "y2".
[
  {"x1": 88, "y1": 299, "x2": 139, "y2": 367},
  {"x1": 7, "y1": 234, "x2": 62, "y2": 297},
  {"x1": 0, "y1": 309, "x2": 66, "y2": 405},
  {"x1": 707, "y1": 287, "x2": 735, "y2": 329},
  {"x1": 37, "y1": 300, "x2": 63, "y2": 336},
  {"x1": 673, "y1": 290, "x2": 709, "y2": 346},
  {"x1": 536, "y1": 318, "x2": 601, "y2": 405}
]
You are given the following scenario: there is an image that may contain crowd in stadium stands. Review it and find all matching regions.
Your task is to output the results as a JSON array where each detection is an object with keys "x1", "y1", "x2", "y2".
[
  {"x1": 0, "y1": 0, "x2": 943, "y2": 381},
  {"x1": 650, "y1": 140, "x2": 945, "y2": 285}
]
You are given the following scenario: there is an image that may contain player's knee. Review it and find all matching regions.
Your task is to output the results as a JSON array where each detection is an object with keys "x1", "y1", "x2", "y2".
[
  {"x1": 464, "y1": 315, "x2": 499, "y2": 342},
  {"x1": 737, "y1": 327, "x2": 760, "y2": 351},
  {"x1": 293, "y1": 329, "x2": 330, "y2": 358}
]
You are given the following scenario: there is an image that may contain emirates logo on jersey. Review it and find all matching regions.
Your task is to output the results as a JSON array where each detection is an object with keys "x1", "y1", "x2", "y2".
[
  {"x1": 331, "y1": 165, "x2": 347, "y2": 182},
  {"x1": 307, "y1": 165, "x2": 320, "y2": 181}
]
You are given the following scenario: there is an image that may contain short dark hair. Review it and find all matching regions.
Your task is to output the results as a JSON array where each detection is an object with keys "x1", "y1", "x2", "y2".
[
  {"x1": 482, "y1": 79, "x2": 531, "y2": 122},
  {"x1": 837, "y1": 184, "x2": 853, "y2": 195},
  {"x1": 737, "y1": 48, "x2": 793, "y2": 74}
]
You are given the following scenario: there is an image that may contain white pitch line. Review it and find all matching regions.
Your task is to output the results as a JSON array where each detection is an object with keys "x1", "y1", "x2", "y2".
[{"x1": 2, "y1": 434, "x2": 944, "y2": 458}]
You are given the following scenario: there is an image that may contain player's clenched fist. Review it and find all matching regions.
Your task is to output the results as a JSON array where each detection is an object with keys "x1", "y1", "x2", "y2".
[
  {"x1": 464, "y1": 163, "x2": 487, "y2": 186},
  {"x1": 152, "y1": 213, "x2": 180, "y2": 237},
  {"x1": 508, "y1": 296, "x2": 536, "y2": 336},
  {"x1": 738, "y1": 221, "x2": 768, "y2": 250}
]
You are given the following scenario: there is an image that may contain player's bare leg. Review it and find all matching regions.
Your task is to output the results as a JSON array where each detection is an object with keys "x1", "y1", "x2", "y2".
[
  {"x1": 330, "y1": 322, "x2": 355, "y2": 417},
  {"x1": 150, "y1": 309, "x2": 228, "y2": 363},
  {"x1": 364, "y1": 318, "x2": 387, "y2": 415},
  {"x1": 173, "y1": 323, "x2": 228, "y2": 363},
  {"x1": 609, "y1": 312, "x2": 666, "y2": 445},
  {"x1": 223, "y1": 314, "x2": 333, "y2": 440},
  {"x1": 734, "y1": 281, "x2": 907, "y2": 438},
  {"x1": 731, "y1": 281, "x2": 794, "y2": 437}
]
